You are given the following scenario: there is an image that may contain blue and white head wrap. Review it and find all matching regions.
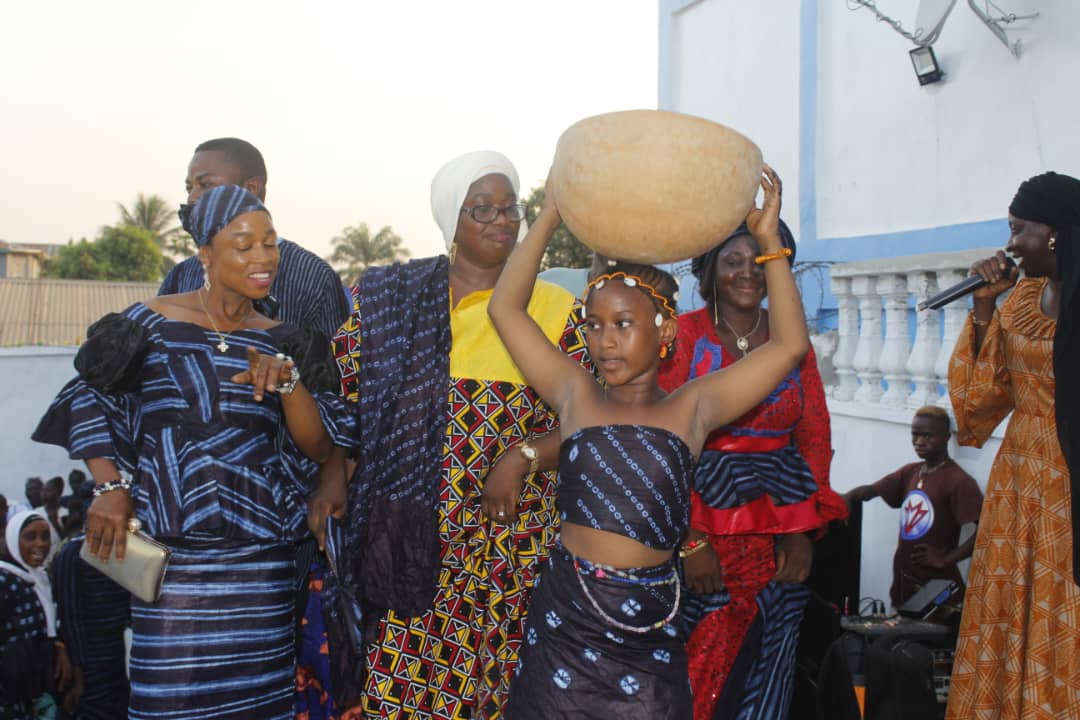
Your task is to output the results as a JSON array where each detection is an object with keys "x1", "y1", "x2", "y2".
[{"x1": 183, "y1": 184, "x2": 268, "y2": 247}]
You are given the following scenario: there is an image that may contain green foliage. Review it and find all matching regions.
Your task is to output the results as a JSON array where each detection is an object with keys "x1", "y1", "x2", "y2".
[
  {"x1": 44, "y1": 225, "x2": 163, "y2": 282},
  {"x1": 117, "y1": 192, "x2": 192, "y2": 273},
  {"x1": 521, "y1": 185, "x2": 593, "y2": 271},
  {"x1": 328, "y1": 223, "x2": 410, "y2": 286},
  {"x1": 43, "y1": 239, "x2": 103, "y2": 279},
  {"x1": 117, "y1": 193, "x2": 180, "y2": 246}
]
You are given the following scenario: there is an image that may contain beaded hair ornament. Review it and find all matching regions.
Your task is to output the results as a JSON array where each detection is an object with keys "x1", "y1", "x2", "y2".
[{"x1": 583, "y1": 271, "x2": 678, "y2": 326}]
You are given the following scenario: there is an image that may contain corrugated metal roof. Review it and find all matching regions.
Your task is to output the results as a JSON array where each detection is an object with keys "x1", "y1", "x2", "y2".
[{"x1": 0, "y1": 278, "x2": 158, "y2": 347}]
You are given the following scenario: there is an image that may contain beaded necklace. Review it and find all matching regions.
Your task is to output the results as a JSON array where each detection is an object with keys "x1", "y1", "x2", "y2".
[{"x1": 572, "y1": 557, "x2": 680, "y2": 634}]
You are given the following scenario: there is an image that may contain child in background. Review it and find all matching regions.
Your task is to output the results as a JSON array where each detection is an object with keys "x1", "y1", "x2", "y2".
[{"x1": 0, "y1": 510, "x2": 72, "y2": 718}]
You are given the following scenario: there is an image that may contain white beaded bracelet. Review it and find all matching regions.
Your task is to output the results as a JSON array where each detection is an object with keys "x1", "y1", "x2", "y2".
[{"x1": 92, "y1": 477, "x2": 132, "y2": 496}]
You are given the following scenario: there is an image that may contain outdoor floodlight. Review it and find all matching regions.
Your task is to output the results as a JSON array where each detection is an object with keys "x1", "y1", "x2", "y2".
[{"x1": 909, "y1": 45, "x2": 944, "y2": 85}]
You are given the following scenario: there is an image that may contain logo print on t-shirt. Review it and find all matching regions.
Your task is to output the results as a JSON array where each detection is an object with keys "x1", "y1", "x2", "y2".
[{"x1": 901, "y1": 489, "x2": 935, "y2": 541}]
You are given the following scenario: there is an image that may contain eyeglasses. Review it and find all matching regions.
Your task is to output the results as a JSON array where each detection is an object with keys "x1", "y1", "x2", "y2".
[{"x1": 460, "y1": 204, "x2": 528, "y2": 224}]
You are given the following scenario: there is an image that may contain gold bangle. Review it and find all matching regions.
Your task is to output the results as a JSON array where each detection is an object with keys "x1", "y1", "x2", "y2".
[
  {"x1": 970, "y1": 313, "x2": 990, "y2": 327},
  {"x1": 754, "y1": 248, "x2": 793, "y2": 265},
  {"x1": 678, "y1": 539, "x2": 710, "y2": 559}
]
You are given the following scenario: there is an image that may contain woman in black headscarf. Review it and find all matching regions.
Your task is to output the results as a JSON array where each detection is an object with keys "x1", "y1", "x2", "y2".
[
  {"x1": 946, "y1": 171, "x2": 1080, "y2": 718},
  {"x1": 658, "y1": 220, "x2": 847, "y2": 719}
]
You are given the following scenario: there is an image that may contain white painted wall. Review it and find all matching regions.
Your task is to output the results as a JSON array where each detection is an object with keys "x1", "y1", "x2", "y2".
[
  {"x1": 663, "y1": 0, "x2": 806, "y2": 240},
  {"x1": 817, "y1": 0, "x2": 1080, "y2": 240},
  {"x1": 660, "y1": 0, "x2": 1080, "y2": 243},
  {"x1": 1, "y1": 347, "x2": 84, "y2": 507}
]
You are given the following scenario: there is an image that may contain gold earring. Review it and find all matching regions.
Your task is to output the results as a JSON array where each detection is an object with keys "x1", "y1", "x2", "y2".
[
  {"x1": 449, "y1": 242, "x2": 458, "y2": 264},
  {"x1": 659, "y1": 344, "x2": 668, "y2": 359},
  {"x1": 1049, "y1": 235, "x2": 1057, "y2": 253},
  {"x1": 203, "y1": 267, "x2": 211, "y2": 291}
]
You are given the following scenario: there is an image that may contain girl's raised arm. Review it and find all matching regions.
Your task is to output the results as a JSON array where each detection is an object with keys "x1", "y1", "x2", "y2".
[
  {"x1": 489, "y1": 193, "x2": 597, "y2": 417},
  {"x1": 686, "y1": 166, "x2": 810, "y2": 431}
]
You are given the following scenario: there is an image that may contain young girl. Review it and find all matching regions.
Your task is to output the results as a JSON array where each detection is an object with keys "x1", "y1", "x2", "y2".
[
  {"x1": 1, "y1": 511, "x2": 72, "y2": 719},
  {"x1": 489, "y1": 165, "x2": 809, "y2": 718}
]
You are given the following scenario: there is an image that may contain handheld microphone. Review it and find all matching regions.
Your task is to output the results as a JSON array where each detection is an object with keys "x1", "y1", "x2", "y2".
[{"x1": 916, "y1": 255, "x2": 1017, "y2": 311}]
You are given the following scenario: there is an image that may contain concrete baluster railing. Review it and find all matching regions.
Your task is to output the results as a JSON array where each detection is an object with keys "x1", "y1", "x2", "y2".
[{"x1": 826, "y1": 249, "x2": 996, "y2": 411}]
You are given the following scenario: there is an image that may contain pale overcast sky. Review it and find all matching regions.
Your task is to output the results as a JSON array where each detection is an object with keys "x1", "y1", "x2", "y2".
[{"x1": 1, "y1": 1, "x2": 658, "y2": 261}]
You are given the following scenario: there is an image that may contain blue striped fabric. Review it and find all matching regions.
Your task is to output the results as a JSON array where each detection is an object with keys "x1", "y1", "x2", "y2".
[
  {"x1": 52, "y1": 537, "x2": 131, "y2": 719},
  {"x1": 34, "y1": 303, "x2": 314, "y2": 542},
  {"x1": 33, "y1": 303, "x2": 328, "y2": 717},
  {"x1": 128, "y1": 542, "x2": 294, "y2": 720},
  {"x1": 732, "y1": 583, "x2": 810, "y2": 720},
  {"x1": 158, "y1": 239, "x2": 350, "y2": 339},
  {"x1": 694, "y1": 446, "x2": 819, "y2": 510},
  {"x1": 184, "y1": 185, "x2": 265, "y2": 247},
  {"x1": 677, "y1": 579, "x2": 733, "y2": 632}
]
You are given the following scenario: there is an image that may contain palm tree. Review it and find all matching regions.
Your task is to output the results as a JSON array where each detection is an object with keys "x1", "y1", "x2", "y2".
[
  {"x1": 328, "y1": 223, "x2": 410, "y2": 285},
  {"x1": 117, "y1": 193, "x2": 192, "y2": 259}
]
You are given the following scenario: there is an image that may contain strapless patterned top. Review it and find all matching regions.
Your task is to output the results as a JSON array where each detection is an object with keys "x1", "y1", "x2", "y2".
[{"x1": 557, "y1": 425, "x2": 695, "y2": 550}]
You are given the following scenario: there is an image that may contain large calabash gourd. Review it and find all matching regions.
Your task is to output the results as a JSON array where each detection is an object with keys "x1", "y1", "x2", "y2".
[{"x1": 550, "y1": 110, "x2": 763, "y2": 264}]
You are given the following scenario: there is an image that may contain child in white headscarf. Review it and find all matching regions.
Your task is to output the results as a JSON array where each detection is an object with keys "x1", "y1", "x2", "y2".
[{"x1": 1, "y1": 510, "x2": 71, "y2": 718}]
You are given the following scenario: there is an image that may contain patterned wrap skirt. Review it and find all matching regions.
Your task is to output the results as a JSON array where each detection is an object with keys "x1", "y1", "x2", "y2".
[
  {"x1": 507, "y1": 544, "x2": 691, "y2": 719},
  {"x1": 128, "y1": 541, "x2": 295, "y2": 720}
]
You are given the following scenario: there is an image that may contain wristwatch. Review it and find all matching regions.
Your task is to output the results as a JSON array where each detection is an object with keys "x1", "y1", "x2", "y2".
[{"x1": 519, "y1": 441, "x2": 540, "y2": 475}]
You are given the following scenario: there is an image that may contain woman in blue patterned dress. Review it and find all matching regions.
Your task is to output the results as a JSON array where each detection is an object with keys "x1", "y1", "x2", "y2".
[
  {"x1": 490, "y1": 166, "x2": 809, "y2": 718},
  {"x1": 33, "y1": 185, "x2": 336, "y2": 720}
]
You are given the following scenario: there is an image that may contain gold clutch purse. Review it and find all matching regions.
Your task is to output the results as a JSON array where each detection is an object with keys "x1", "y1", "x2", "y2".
[{"x1": 79, "y1": 526, "x2": 170, "y2": 603}]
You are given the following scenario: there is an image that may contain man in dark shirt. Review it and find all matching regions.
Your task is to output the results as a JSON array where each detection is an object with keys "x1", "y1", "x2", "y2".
[
  {"x1": 159, "y1": 137, "x2": 350, "y2": 338},
  {"x1": 845, "y1": 406, "x2": 984, "y2": 607}
]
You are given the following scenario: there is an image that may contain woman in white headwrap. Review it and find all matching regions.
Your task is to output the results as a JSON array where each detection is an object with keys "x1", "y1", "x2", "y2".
[
  {"x1": 307, "y1": 150, "x2": 592, "y2": 718},
  {"x1": 1, "y1": 510, "x2": 72, "y2": 718}
]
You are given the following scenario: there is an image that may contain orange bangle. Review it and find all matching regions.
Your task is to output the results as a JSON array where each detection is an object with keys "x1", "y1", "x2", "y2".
[{"x1": 754, "y1": 248, "x2": 793, "y2": 265}]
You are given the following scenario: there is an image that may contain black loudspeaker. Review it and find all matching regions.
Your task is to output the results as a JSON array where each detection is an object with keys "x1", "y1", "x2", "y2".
[{"x1": 791, "y1": 502, "x2": 863, "y2": 720}]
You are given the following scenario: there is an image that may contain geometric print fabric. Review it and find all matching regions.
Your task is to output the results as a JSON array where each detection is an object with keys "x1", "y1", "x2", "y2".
[
  {"x1": 947, "y1": 278, "x2": 1080, "y2": 719},
  {"x1": 361, "y1": 378, "x2": 558, "y2": 720},
  {"x1": 361, "y1": 310, "x2": 590, "y2": 719}
]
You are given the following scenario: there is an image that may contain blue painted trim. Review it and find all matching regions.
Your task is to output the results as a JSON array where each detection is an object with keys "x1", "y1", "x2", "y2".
[
  {"x1": 796, "y1": 218, "x2": 1008, "y2": 262},
  {"x1": 658, "y1": 0, "x2": 705, "y2": 110},
  {"x1": 799, "y1": 0, "x2": 819, "y2": 247}
]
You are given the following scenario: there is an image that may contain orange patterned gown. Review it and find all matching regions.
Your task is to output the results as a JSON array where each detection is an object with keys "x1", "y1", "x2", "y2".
[{"x1": 946, "y1": 277, "x2": 1080, "y2": 719}]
